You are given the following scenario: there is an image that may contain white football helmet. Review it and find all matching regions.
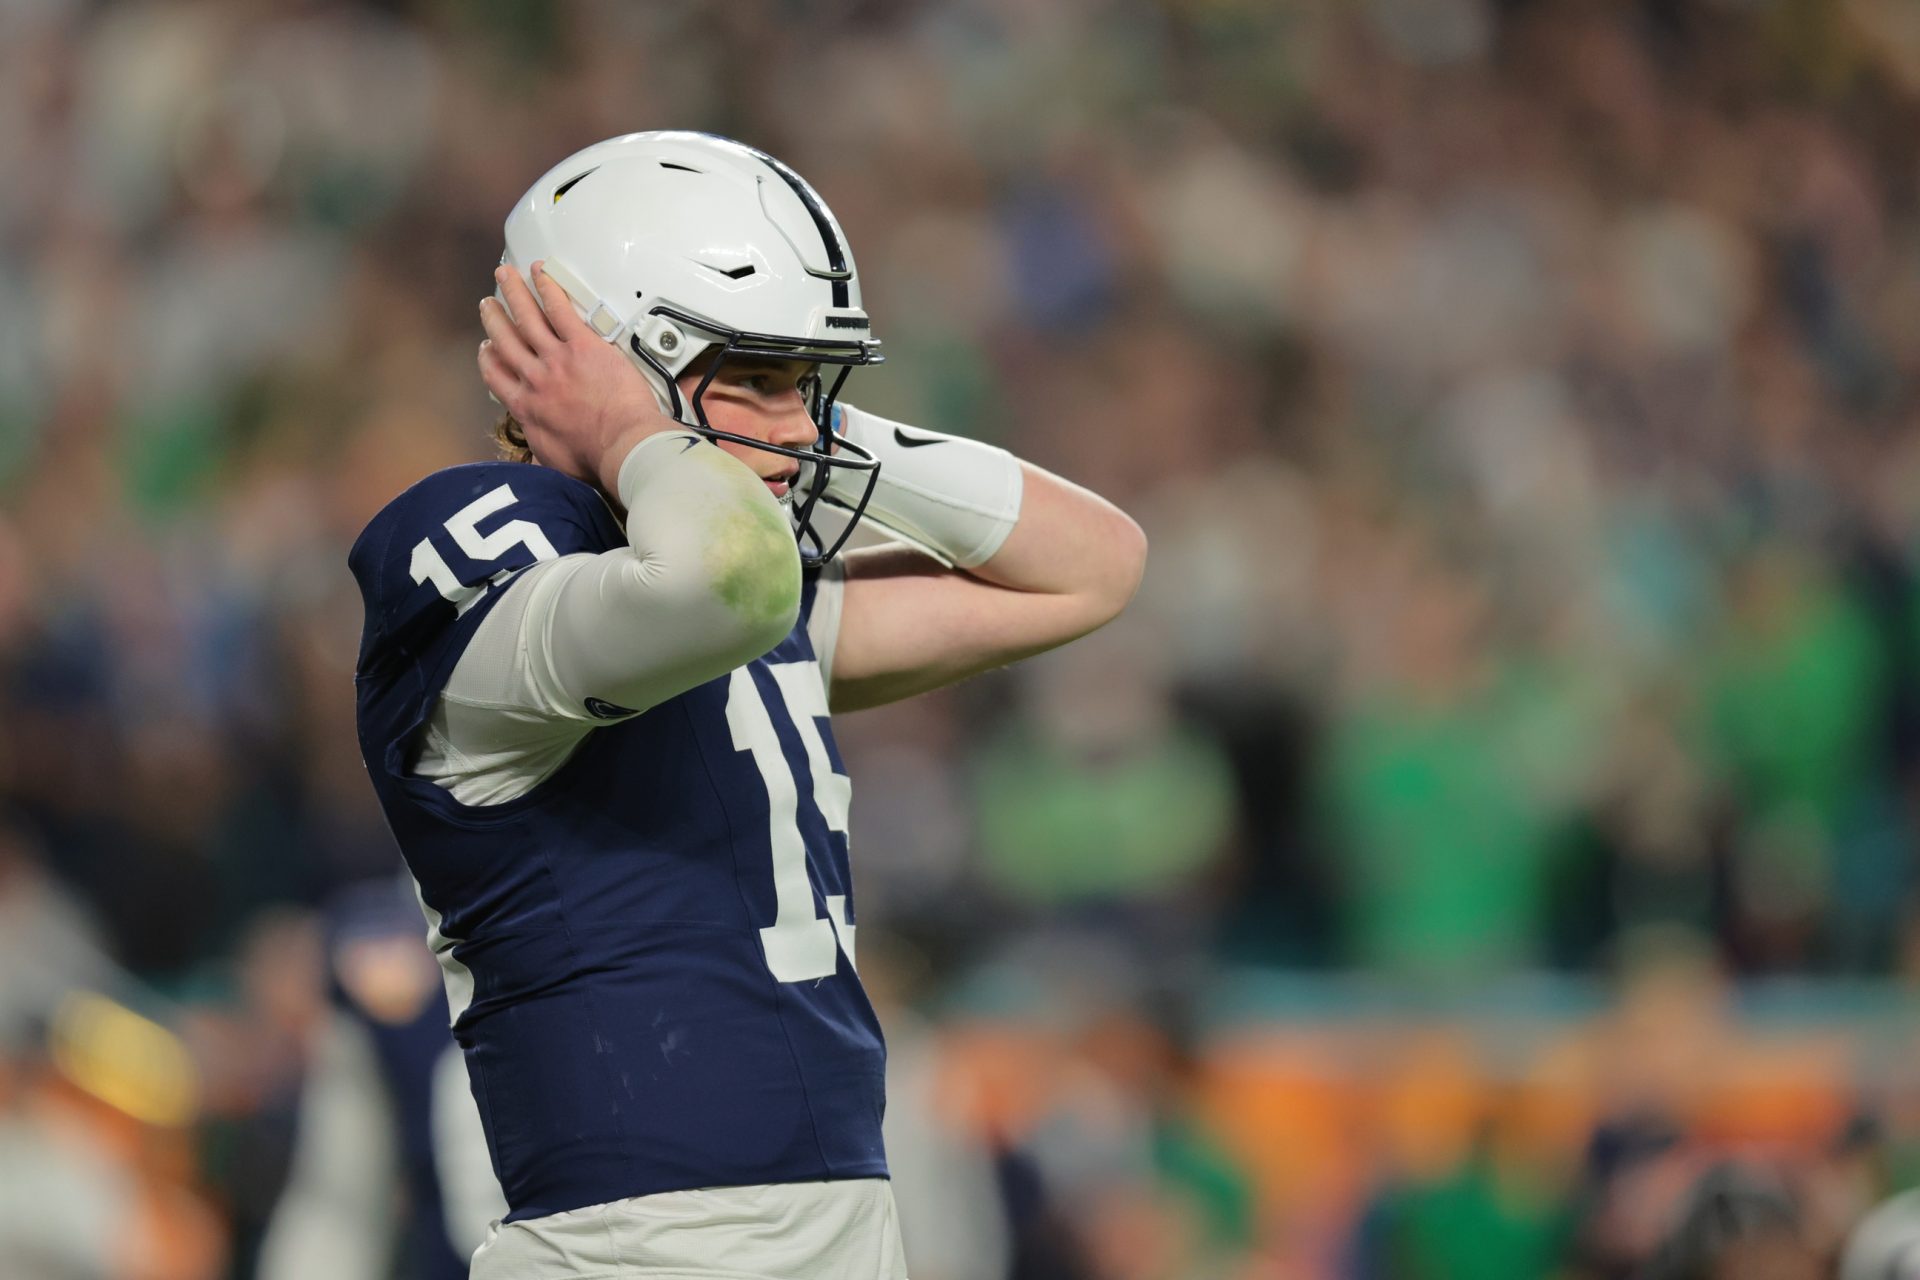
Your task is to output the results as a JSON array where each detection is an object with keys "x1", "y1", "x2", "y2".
[{"x1": 500, "y1": 130, "x2": 882, "y2": 565}]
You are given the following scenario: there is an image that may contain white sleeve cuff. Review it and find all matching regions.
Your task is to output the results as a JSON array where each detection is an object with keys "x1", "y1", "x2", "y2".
[{"x1": 825, "y1": 406, "x2": 1023, "y2": 569}]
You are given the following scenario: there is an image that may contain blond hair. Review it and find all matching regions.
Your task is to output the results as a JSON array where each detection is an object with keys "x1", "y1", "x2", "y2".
[{"x1": 492, "y1": 412, "x2": 533, "y2": 464}]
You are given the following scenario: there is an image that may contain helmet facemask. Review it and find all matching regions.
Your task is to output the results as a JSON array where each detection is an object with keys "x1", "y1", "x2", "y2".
[{"x1": 626, "y1": 304, "x2": 882, "y2": 569}]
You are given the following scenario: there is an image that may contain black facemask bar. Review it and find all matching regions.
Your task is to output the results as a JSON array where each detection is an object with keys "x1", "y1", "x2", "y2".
[{"x1": 629, "y1": 304, "x2": 884, "y2": 568}]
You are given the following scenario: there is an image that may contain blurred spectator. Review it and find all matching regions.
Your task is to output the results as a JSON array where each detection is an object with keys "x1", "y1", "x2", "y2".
[
  {"x1": 1841, "y1": 1188, "x2": 1920, "y2": 1280},
  {"x1": 1639, "y1": 1162, "x2": 1822, "y2": 1280},
  {"x1": 258, "y1": 878, "x2": 503, "y2": 1280}
]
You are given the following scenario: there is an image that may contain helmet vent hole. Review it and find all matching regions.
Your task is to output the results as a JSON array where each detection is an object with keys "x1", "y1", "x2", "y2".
[
  {"x1": 551, "y1": 168, "x2": 598, "y2": 202},
  {"x1": 658, "y1": 161, "x2": 703, "y2": 173}
]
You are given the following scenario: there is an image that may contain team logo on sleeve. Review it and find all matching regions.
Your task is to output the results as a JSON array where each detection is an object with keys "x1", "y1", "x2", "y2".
[{"x1": 585, "y1": 697, "x2": 639, "y2": 720}]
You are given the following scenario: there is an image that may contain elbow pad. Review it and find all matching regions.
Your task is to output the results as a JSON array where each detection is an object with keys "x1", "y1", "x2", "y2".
[{"x1": 822, "y1": 405, "x2": 1023, "y2": 568}]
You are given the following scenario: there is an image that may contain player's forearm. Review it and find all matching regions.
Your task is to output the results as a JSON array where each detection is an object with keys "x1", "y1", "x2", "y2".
[
  {"x1": 537, "y1": 431, "x2": 801, "y2": 712},
  {"x1": 964, "y1": 462, "x2": 1146, "y2": 614}
]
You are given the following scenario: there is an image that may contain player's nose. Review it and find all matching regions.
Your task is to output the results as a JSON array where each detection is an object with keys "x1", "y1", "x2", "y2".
[{"x1": 765, "y1": 396, "x2": 817, "y2": 450}]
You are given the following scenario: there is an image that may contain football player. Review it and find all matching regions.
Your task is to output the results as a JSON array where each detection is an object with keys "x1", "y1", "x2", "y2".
[{"x1": 349, "y1": 131, "x2": 1145, "y2": 1279}]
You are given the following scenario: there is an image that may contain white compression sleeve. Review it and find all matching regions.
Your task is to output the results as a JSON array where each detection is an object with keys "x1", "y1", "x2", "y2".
[
  {"x1": 530, "y1": 430, "x2": 802, "y2": 715},
  {"x1": 823, "y1": 405, "x2": 1024, "y2": 568},
  {"x1": 415, "y1": 431, "x2": 801, "y2": 805}
]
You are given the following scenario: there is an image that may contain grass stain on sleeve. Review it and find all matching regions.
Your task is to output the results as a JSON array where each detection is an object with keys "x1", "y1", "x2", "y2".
[{"x1": 705, "y1": 496, "x2": 801, "y2": 632}]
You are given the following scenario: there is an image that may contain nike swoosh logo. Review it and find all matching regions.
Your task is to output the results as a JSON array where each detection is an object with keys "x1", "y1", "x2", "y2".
[
  {"x1": 893, "y1": 428, "x2": 943, "y2": 449},
  {"x1": 696, "y1": 262, "x2": 756, "y2": 280}
]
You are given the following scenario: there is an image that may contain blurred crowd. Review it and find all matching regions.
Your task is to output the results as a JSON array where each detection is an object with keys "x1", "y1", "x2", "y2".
[{"x1": 8, "y1": 0, "x2": 1920, "y2": 1275}]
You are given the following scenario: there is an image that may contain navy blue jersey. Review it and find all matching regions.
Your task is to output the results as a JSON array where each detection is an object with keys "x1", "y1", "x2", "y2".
[{"x1": 348, "y1": 461, "x2": 886, "y2": 1222}]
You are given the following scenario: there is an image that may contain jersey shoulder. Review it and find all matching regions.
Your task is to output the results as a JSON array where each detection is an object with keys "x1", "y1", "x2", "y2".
[{"x1": 349, "y1": 462, "x2": 624, "y2": 676}]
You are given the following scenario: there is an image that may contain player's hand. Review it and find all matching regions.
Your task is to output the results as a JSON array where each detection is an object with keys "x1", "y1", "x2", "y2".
[{"x1": 478, "y1": 262, "x2": 676, "y2": 496}]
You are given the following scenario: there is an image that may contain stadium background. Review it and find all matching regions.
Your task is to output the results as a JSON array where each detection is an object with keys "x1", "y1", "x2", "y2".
[{"x1": 6, "y1": 0, "x2": 1920, "y2": 1275}]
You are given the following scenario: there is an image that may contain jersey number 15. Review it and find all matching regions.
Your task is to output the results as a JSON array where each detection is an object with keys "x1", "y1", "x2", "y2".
[{"x1": 726, "y1": 664, "x2": 858, "y2": 984}]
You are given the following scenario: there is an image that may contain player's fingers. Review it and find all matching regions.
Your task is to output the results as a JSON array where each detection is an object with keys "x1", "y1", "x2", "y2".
[
  {"x1": 493, "y1": 265, "x2": 560, "y2": 354},
  {"x1": 479, "y1": 298, "x2": 538, "y2": 376},
  {"x1": 529, "y1": 261, "x2": 593, "y2": 342},
  {"x1": 477, "y1": 339, "x2": 523, "y2": 407}
]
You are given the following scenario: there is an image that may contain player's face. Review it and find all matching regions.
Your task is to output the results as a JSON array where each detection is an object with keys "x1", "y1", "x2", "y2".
[{"x1": 677, "y1": 355, "x2": 821, "y2": 500}]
